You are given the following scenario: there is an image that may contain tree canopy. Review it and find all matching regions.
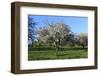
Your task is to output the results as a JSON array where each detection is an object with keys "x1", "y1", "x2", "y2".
[
  {"x1": 28, "y1": 18, "x2": 88, "y2": 49},
  {"x1": 28, "y1": 16, "x2": 37, "y2": 47}
]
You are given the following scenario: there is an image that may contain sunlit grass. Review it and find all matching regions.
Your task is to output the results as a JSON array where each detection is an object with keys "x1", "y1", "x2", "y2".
[{"x1": 28, "y1": 47, "x2": 88, "y2": 60}]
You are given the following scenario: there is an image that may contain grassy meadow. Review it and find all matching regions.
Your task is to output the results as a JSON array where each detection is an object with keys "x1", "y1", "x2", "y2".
[{"x1": 28, "y1": 46, "x2": 88, "y2": 60}]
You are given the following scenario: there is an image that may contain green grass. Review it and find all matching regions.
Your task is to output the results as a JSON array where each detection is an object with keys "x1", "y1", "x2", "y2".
[{"x1": 28, "y1": 47, "x2": 88, "y2": 60}]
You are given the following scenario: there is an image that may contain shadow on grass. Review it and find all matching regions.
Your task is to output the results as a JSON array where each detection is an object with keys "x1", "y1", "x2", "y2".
[
  {"x1": 28, "y1": 47, "x2": 87, "y2": 51},
  {"x1": 62, "y1": 47, "x2": 87, "y2": 51}
]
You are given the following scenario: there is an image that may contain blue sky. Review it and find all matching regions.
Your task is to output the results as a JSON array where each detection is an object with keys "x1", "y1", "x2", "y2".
[{"x1": 28, "y1": 15, "x2": 88, "y2": 34}]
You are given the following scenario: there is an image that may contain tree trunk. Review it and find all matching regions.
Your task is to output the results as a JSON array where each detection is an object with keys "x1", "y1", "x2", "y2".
[
  {"x1": 82, "y1": 45, "x2": 84, "y2": 48},
  {"x1": 31, "y1": 42, "x2": 33, "y2": 47}
]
